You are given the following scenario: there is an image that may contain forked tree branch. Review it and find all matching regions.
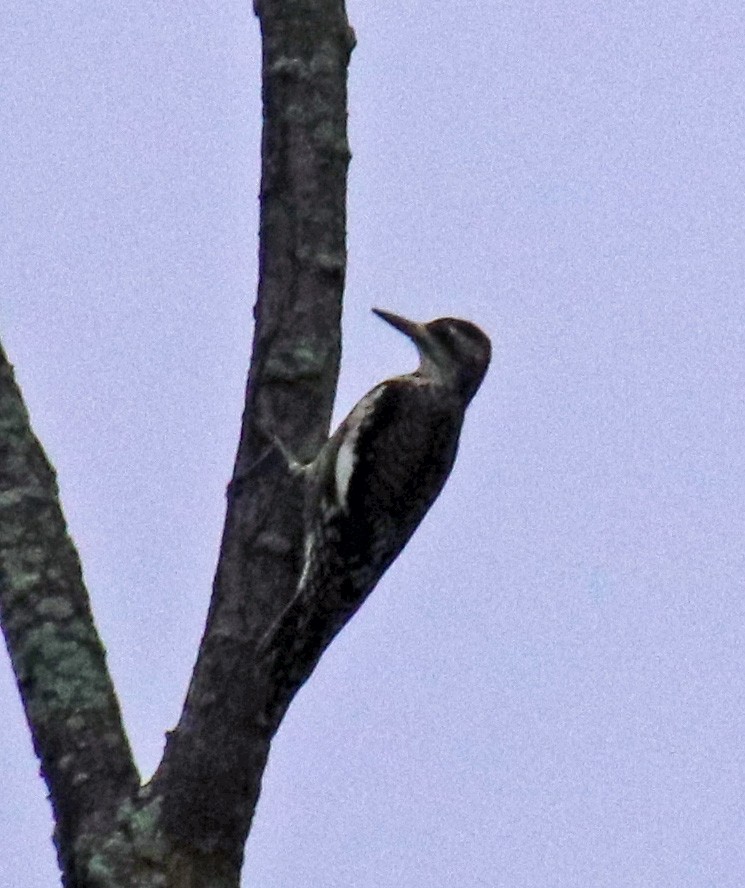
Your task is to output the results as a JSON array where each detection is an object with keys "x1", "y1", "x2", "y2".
[{"x1": 1, "y1": 2, "x2": 355, "y2": 885}]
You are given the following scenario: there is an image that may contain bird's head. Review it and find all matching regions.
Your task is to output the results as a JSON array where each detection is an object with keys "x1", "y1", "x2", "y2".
[{"x1": 372, "y1": 308, "x2": 492, "y2": 402}]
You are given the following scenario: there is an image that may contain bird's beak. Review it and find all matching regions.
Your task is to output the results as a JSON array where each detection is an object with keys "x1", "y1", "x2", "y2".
[{"x1": 372, "y1": 308, "x2": 425, "y2": 344}]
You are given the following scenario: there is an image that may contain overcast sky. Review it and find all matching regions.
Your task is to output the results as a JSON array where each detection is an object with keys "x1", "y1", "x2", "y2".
[{"x1": 2, "y1": 2, "x2": 745, "y2": 886}]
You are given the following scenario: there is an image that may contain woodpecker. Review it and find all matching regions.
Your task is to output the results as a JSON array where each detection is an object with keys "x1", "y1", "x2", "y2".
[{"x1": 260, "y1": 308, "x2": 491, "y2": 720}]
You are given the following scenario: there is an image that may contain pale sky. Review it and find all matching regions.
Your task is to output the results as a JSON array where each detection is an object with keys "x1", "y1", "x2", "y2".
[{"x1": 2, "y1": 3, "x2": 745, "y2": 886}]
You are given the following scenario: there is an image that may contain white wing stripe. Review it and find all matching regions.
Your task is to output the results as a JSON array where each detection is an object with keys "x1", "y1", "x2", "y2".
[{"x1": 333, "y1": 387, "x2": 385, "y2": 510}]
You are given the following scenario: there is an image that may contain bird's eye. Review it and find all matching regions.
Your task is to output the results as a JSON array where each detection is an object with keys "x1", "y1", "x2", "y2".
[
  {"x1": 445, "y1": 323, "x2": 466, "y2": 347},
  {"x1": 441, "y1": 323, "x2": 459, "y2": 343}
]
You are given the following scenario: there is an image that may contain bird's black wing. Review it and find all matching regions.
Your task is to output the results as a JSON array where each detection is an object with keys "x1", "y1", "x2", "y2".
[{"x1": 337, "y1": 378, "x2": 464, "y2": 585}]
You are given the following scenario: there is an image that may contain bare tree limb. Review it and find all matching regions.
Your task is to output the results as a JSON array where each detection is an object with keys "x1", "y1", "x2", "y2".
[
  {"x1": 154, "y1": 0, "x2": 355, "y2": 877},
  {"x1": 0, "y1": 344, "x2": 139, "y2": 882}
]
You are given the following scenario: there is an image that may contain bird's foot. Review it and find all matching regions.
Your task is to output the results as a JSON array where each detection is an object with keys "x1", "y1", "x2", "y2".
[{"x1": 255, "y1": 420, "x2": 310, "y2": 478}]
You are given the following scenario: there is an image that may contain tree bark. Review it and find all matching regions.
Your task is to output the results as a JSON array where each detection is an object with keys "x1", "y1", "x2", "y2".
[
  {"x1": 0, "y1": 345, "x2": 140, "y2": 885},
  {"x1": 154, "y1": 1, "x2": 355, "y2": 878}
]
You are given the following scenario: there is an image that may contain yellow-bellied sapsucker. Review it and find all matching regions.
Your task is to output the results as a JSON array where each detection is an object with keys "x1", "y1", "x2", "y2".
[{"x1": 261, "y1": 308, "x2": 491, "y2": 721}]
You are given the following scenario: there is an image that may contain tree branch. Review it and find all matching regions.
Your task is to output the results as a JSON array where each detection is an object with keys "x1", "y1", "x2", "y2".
[
  {"x1": 155, "y1": 0, "x2": 355, "y2": 873},
  {"x1": 0, "y1": 344, "x2": 139, "y2": 881}
]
